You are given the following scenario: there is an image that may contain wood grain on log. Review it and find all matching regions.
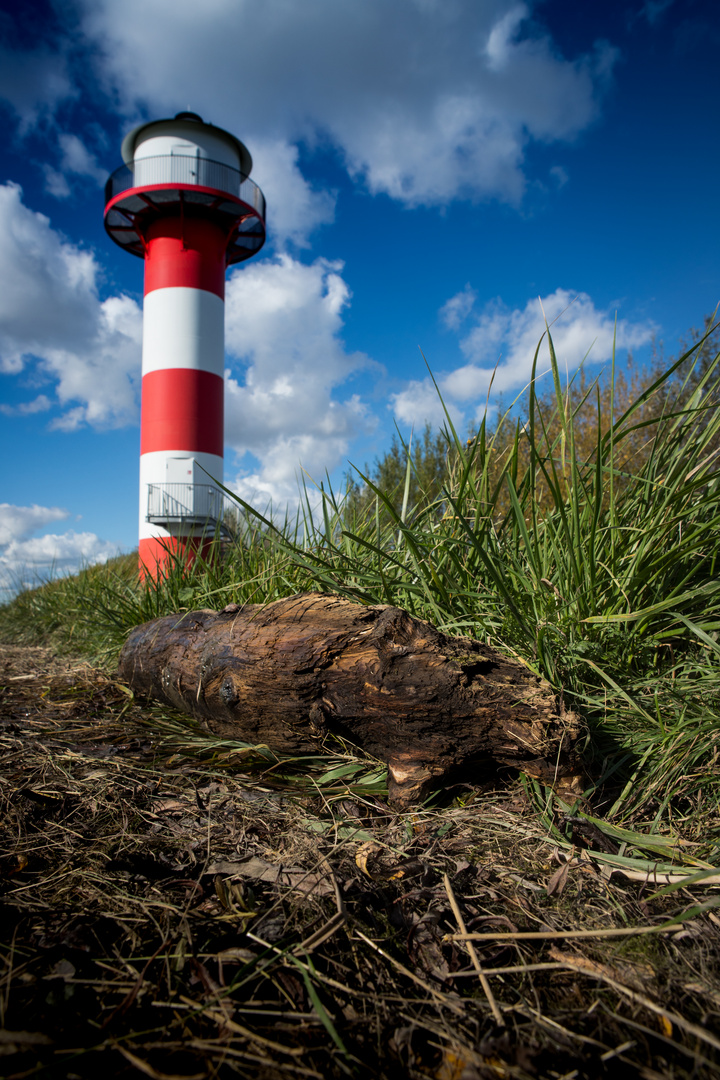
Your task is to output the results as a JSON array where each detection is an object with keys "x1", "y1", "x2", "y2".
[{"x1": 118, "y1": 592, "x2": 581, "y2": 805}]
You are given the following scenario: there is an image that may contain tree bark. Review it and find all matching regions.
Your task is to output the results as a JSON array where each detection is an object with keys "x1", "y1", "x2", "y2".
[{"x1": 118, "y1": 592, "x2": 581, "y2": 806}]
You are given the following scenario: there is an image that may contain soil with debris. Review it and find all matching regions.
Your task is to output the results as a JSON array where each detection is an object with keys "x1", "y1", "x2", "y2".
[{"x1": 1, "y1": 643, "x2": 719, "y2": 1080}]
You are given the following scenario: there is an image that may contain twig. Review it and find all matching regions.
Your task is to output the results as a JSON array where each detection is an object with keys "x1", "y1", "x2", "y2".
[
  {"x1": 444, "y1": 923, "x2": 685, "y2": 943},
  {"x1": 193, "y1": 1005, "x2": 305, "y2": 1056},
  {"x1": 116, "y1": 1046, "x2": 205, "y2": 1080},
  {"x1": 452, "y1": 962, "x2": 566, "y2": 976},
  {"x1": 443, "y1": 872, "x2": 504, "y2": 1026},
  {"x1": 296, "y1": 911, "x2": 347, "y2": 954},
  {"x1": 608, "y1": 869, "x2": 720, "y2": 886}
]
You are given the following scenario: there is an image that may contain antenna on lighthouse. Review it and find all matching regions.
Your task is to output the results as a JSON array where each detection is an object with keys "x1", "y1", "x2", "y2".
[{"x1": 104, "y1": 113, "x2": 266, "y2": 579}]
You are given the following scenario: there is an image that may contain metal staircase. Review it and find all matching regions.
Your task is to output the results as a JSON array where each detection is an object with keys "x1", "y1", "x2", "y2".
[{"x1": 146, "y1": 483, "x2": 233, "y2": 541}]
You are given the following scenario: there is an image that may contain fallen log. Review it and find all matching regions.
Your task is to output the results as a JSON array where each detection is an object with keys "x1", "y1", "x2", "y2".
[{"x1": 118, "y1": 592, "x2": 582, "y2": 806}]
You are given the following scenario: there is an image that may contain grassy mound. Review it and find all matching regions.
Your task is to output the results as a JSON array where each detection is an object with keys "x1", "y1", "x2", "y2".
[{"x1": 3, "y1": 327, "x2": 720, "y2": 851}]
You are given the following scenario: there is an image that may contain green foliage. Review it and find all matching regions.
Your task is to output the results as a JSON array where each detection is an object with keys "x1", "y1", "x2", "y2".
[
  {"x1": 345, "y1": 423, "x2": 450, "y2": 520},
  {"x1": 0, "y1": 553, "x2": 139, "y2": 660},
  {"x1": 652, "y1": 311, "x2": 720, "y2": 403}
]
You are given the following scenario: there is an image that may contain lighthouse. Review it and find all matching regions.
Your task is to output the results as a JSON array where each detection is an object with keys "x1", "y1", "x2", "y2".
[{"x1": 104, "y1": 112, "x2": 266, "y2": 577}]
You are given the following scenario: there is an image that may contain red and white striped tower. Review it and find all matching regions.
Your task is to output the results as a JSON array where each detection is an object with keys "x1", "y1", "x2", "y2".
[{"x1": 104, "y1": 112, "x2": 266, "y2": 578}]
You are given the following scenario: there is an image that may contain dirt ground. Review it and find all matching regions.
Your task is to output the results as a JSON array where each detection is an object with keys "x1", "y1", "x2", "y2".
[{"x1": 1, "y1": 643, "x2": 719, "y2": 1080}]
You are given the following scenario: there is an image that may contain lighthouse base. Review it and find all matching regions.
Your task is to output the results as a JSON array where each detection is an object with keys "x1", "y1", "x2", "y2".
[
  {"x1": 139, "y1": 535, "x2": 217, "y2": 581},
  {"x1": 138, "y1": 451, "x2": 225, "y2": 580}
]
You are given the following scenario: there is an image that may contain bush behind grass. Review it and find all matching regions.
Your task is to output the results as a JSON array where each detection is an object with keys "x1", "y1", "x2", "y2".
[{"x1": 3, "y1": 325, "x2": 720, "y2": 855}]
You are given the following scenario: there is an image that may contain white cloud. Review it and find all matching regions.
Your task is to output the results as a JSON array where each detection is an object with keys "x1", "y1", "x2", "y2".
[
  {"x1": 457, "y1": 289, "x2": 653, "y2": 391},
  {"x1": 392, "y1": 288, "x2": 655, "y2": 426},
  {"x1": 4, "y1": 531, "x2": 117, "y2": 566},
  {"x1": 549, "y1": 164, "x2": 569, "y2": 188},
  {"x1": 44, "y1": 295, "x2": 143, "y2": 430},
  {"x1": 78, "y1": 0, "x2": 615, "y2": 211},
  {"x1": 248, "y1": 139, "x2": 336, "y2": 247},
  {"x1": 484, "y1": 5, "x2": 528, "y2": 71},
  {"x1": 0, "y1": 394, "x2": 52, "y2": 417},
  {"x1": 43, "y1": 166, "x2": 71, "y2": 199},
  {"x1": 0, "y1": 184, "x2": 142, "y2": 428},
  {"x1": 223, "y1": 254, "x2": 375, "y2": 506},
  {"x1": 440, "y1": 285, "x2": 477, "y2": 330},
  {"x1": 57, "y1": 133, "x2": 106, "y2": 184},
  {"x1": 0, "y1": 532, "x2": 120, "y2": 596},
  {"x1": 391, "y1": 379, "x2": 465, "y2": 430},
  {"x1": 0, "y1": 503, "x2": 119, "y2": 598},
  {"x1": 43, "y1": 133, "x2": 108, "y2": 198},
  {"x1": 0, "y1": 504, "x2": 69, "y2": 547}
]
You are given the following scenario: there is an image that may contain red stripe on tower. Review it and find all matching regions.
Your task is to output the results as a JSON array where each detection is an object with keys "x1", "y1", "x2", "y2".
[
  {"x1": 144, "y1": 218, "x2": 227, "y2": 298},
  {"x1": 103, "y1": 112, "x2": 266, "y2": 579},
  {"x1": 140, "y1": 369, "x2": 224, "y2": 456}
]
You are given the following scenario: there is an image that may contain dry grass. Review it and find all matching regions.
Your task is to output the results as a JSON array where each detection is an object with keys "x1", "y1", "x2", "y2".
[{"x1": 2, "y1": 644, "x2": 720, "y2": 1079}]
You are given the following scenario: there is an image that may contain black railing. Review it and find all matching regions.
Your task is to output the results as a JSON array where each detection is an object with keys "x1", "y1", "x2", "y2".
[{"x1": 106, "y1": 155, "x2": 266, "y2": 220}]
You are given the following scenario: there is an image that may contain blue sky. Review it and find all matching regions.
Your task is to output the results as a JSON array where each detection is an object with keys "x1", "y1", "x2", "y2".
[{"x1": 0, "y1": 0, "x2": 718, "y2": 594}]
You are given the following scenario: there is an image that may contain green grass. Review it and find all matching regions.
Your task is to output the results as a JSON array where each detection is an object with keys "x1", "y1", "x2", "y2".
[{"x1": 3, "y1": 325, "x2": 720, "y2": 855}]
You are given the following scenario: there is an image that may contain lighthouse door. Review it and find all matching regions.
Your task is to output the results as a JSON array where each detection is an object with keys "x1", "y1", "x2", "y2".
[
  {"x1": 171, "y1": 143, "x2": 201, "y2": 183},
  {"x1": 166, "y1": 457, "x2": 194, "y2": 482}
]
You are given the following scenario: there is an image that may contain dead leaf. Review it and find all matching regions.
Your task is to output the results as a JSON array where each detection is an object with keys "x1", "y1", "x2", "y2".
[
  {"x1": 153, "y1": 799, "x2": 187, "y2": 812},
  {"x1": 355, "y1": 841, "x2": 382, "y2": 878},
  {"x1": 435, "y1": 1048, "x2": 478, "y2": 1079},
  {"x1": 408, "y1": 915, "x2": 451, "y2": 984},
  {"x1": 216, "y1": 947, "x2": 256, "y2": 963},
  {"x1": 548, "y1": 947, "x2": 654, "y2": 995},
  {"x1": 205, "y1": 857, "x2": 333, "y2": 896},
  {"x1": 388, "y1": 858, "x2": 427, "y2": 881},
  {"x1": 0, "y1": 853, "x2": 28, "y2": 877},
  {"x1": 46, "y1": 959, "x2": 76, "y2": 981},
  {"x1": 546, "y1": 861, "x2": 571, "y2": 897}
]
